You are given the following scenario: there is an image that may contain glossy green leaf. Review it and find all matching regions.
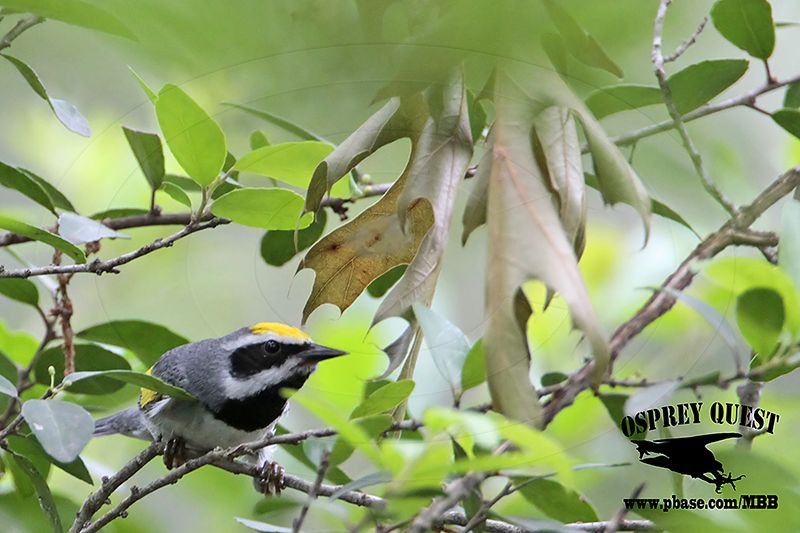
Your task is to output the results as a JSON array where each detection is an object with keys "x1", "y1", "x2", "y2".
[
  {"x1": 249, "y1": 130, "x2": 270, "y2": 149},
  {"x1": 367, "y1": 264, "x2": 406, "y2": 298},
  {"x1": 33, "y1": 344, "x2": 131, "y2": 394},
  {"x1": 668, "y1": 59, "x2": 749, "y2": 114},
  {"x1": 0, "y1": 279, "x2": 39, "y2": 307},
  {"x1": 129, "y1": 66, "x2": 157, "y2": 103},
  {"x1": 6, "y1": 435, "x2": 92, "y2": 485},
  {"x1": 541, "y1": 372, "x2": 568, "y2": 387},
  {"x1": 413, "y1": 304, "x2": 470, "y2": 399},
  {"x1": 19, "y1": 169, "x2": 75, "y2": 212},
  {"x1": 211, "y1": 188, "x2": 312, "y2": 230},
  {"x1": 711, "y1": 0, "x2": 775, "y2": 59},
  {"x1": 22, "y1": 399, "x2": 94, "y2": 463},
  {"x1": 0, "y1": 0, "x2": 134, "y2": 39},
  {"x1": 779, "y1": 200, "x2": 800, "y2": 291},
  {"x1": 0, "y1": 215, "x2": 86, "y2": 263},
  {"x1": 233, "y1": 142, "x2": 333, "y2": 189},
  {"x1": 772, "y1": 108, "x2": 800, "y2": 139},
  {"x1": 76, "y1": 320, "x2": 188, "y2": 366},
  {"x1": 543, "y1": 0, "x2": 622, "y2": 77},
  {"x1": 0, "y1": 162, "x2": 55, "y2": 213},
  {"x1": 63, "y1": 370, "x2": 194, "y2": 400},
  {"x1": 156, "y1": 84, "x2": 226, "y2": 186},
  {"x1": 784, "y1": 83, "x2": 800, "y2": 109},
  {"x1": 736, "y1": 288, "x2": 784, "y2": 359},
  {"x1": 585, "y1": 85, "x2": 662, "y2": 119},
  {"x1": 461, "y1": 339, "x2": 486, "y2": 391},
  {"x1": 57, "y1": 212, "x2": 128, "y2": 244},
  {"x1": 159, "y1": 181, "x2": 192, "y2": 208},
  {"x1": 350, "y1": 380, "x2": 415, "y2": 419},
  {"x1": 1, "y1": 54, "x2": 90, "y2": 137},
  {"x1": 5, "y1": 452, "x2": 63, "y2": 533},
  {"x1": 122, "y1": 127, "x2": 165, "y2": 190},
  {"x1": 260, "y1": 209, "x2": 326, "y2": 267},
  {"x1": 0, "y1": 374, "x2": 17, "y2": 398},
  {"x1": 515, "y1": 477, "x2": 599, "y2": 523}
]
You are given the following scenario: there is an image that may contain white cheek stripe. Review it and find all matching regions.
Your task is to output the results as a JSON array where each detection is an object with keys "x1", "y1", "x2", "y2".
[{"x1": 222, "y1": 361, "x2": 311, "y2": 400}]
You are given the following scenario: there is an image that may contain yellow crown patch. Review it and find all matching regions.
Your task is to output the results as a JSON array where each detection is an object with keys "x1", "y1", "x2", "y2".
[{"x1": 250, "y1": 322, "x2": 311, "y2": 341}]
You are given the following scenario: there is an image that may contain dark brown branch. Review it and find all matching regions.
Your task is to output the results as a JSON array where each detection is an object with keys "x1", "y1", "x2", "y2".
[{"x1": 542, "y1": 167, "x2": 800, "y2": 426}]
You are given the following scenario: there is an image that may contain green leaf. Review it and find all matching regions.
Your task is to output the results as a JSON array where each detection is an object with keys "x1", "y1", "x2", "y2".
[
  {"x1": 668, "y1": 59, "x2": 749, "y2": 114},
  {"x1": 461, "y1": 339, "x2": 486, "y2": 391},
  {"x1": 0, "y1": 215, "x2": 86, "y2": 263},
  {"x1": 19, "y1": 169, "x2": 75, "y2": 212},
  {"x1": 63, "y1": 370, "x2": 194, "y2": 400},
  {"x1": 155, "y1": 84, "x2": 226, "y2": 186},
  {"x1": 33, "y1": 344, "x2": 130, "y2": 394},
  {"x1": 736, "y1": 288, "x2": 784, "y2": 359},
  {"x1": 0, "y1": 162, "x2": 55, "y2": 213},
  {"x1": 6, "y1": 435, "x2": 92, "y2": 485},
  {"x1": 22, "y1": 399, "x2": 94, "y2": 463},
  {"x1": 413, "y1": 304, "x2": 470, "y2": 399},
  {"x1": 224, "y1": 103, "x2": 328, "y2": 142},
  {"x1": 233, "y1": 142, "x2": 333, "y2": 189},
  {"x1": 780, "y1": 200, "x2": 800, "y2": 290},
  {"x1": 128, "y1": 66, "x2": 157, "y2": 103},
  {"x1": 772, "y1": 108, "x2": 800, "y2": 139},
  {"x1": 515, "y1": 477, "x2": 599, "y2": 523},
  {"x1": 0, "y1": 0, "x2": 134, "y2": 39},
  {"x1": 0, "y1": 279, "x2": 39, "y2": 307},
  {"x1": 585, "y1": 85, "x2": 662, "y2": 119},
  {"x1": 785, "y1": 83, "x2": 800, "y2": 109},
  {"x1": 122, "y1": 127, "x2": 165, "y2": 190},
  {"x1": 329, "y1": 414, "x2": 392, "y2": 466},
  {"x1": 76, "y1": 320, "x2": 188, "y2": 366},
  {"x1": 711, "y1": 0, "x2": 775, "y2": 59},
  {"x1": 5, "y1": 452, "x2": 63, "y2": 533},
  {"x1": 57, "y1": 212, "x2": 128, "y2": 244},
  {"x1": 249, "y1": 130, "x2": 270, "y2": 149},
  {"x1": 1, "y1": 54, "x2": 91, "y2": 137},
  {"x1": 0, "y1": 374, "x2": 17, "y2": 397},
  {"x1": 543, "y1": 0, "x2": 622, "y2": 77},
  {"x1": 350, "y1": 380, "x2": 415, "y2": 419},
  {"x1": 541, "y1": 372, "x2": 568, "y2": 387},
  {"x1": 260, "y1": 209, "x2": 326, "y2": 267},
  {"x1": 651, "y1": 198, "x2": 699, "y2": 237},
  {"x1": 599, "y1": 393, "x2": 633, "y2": 434},
  {"x1": 211, "y1": 188, "x2": 312, "y2": 230},
  {"x1": 159, "y1": 181, "x2": 192, "y2": 208},
  {"x1": 367, "y1": 264, "x2": 406, "y2": 298}
]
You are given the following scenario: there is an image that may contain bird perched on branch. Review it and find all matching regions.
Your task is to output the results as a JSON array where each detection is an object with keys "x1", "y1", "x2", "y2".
[{"x1": 94, "y1": 323, "x2": 347, "y2": 494}]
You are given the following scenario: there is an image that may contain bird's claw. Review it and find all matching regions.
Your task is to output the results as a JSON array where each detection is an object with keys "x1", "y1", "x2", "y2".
[
  {"x1": 163, "y1": 437, "x2": 187, "y2": 469},
  {"x1": 255, "y1": 461, "x2": 285, "y2": 496}
]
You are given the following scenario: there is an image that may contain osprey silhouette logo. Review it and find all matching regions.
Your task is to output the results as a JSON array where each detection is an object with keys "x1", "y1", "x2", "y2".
[{"x1": 631, "y1": 432, "x2": 745, "y2": 493}]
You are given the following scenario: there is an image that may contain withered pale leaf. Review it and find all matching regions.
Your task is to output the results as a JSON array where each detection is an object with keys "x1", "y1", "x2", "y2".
[
  {"x1": 533, "y1": 106, "x2": 587, "y2": 256},
  {"x1": 304, "y1": 96, "x2": 426, "y2": 212},
  {"x1": 300, "y1": 176, "x2": 434, "y2": 322},
  {"x1": 485, "y1": 72, "x2": 609, "y2": 424}
]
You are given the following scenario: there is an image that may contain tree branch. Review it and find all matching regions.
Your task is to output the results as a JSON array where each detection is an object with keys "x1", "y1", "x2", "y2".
[
  {"x1": 652, "y1": 0, "x2": 737, "y2": 216},
  {"x1": 0, "y1": 15, "x2": 43, "y2": 51},
  {"x1": 541, "y1": 166, "x2": 800, "y2": 425},
  {"x1": 664, "y1": 16, "x2": 707, "y2": 63}
]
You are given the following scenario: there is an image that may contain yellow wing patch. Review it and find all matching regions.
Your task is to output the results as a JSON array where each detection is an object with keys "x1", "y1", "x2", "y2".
[
  {"x1": 139, "y1": 366, "x2": 159, "y2": 408},
  {"x1": 250, "y1": 322, "x2": 311, "y2": 341}
]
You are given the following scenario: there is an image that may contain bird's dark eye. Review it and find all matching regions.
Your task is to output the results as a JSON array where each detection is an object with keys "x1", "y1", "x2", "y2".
[{"x1": 263, "y1": 340, "x2": 280, "y2": 354}]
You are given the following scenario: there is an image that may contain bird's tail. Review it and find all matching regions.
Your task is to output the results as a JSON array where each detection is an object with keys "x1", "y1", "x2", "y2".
[{"x1": 94, "y1": 407, "x2": 152, "y2": 440}]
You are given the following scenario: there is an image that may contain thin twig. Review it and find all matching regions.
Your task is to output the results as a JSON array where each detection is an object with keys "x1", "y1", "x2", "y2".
[
  {"x1": 462, "y1": 480, "x2": 513, "y2": 532},
  {"x1": 664, "y1": 17, "x2": 707, "y2": 63},
  {"x1": 652, "y1": 0, "x2": 737, "y2": 216},
  {"x1": 293, "y1": 449, "x2": 330, "y2": 533},
  {"x1": 604, "y1": 483, "x2": 645, "y2": 533},
  {"x1": 0, "y1": 15, "x2": 44, "y2": 51}
]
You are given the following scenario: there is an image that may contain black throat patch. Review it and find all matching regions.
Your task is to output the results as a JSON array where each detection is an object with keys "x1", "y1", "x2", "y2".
[{"x1": 210, "y1": 373, "x2": 309, "y2": 431}]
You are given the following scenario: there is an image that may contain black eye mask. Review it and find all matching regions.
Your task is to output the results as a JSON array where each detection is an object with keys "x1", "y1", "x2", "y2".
[{"x1": 229, "y1": 341, "x2": 309, "y2": 378}]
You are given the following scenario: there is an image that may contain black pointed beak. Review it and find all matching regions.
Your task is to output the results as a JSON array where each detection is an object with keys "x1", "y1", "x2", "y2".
[{"x1": 299, "y1": 344, "x2": 348, "y2": 362}]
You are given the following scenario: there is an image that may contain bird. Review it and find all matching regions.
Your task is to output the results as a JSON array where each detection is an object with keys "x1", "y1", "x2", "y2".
[
  {"x1": 93, "y1": 322, "x2": 347, "y2": 494},
  {"x1": 631, "y1": 432, "x2": 744, "y2": 493}
]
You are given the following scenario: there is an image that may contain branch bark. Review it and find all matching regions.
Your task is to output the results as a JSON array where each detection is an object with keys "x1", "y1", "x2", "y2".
[{"x1": 0, "y1": 15, "x2": 43, "y2": 51}]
